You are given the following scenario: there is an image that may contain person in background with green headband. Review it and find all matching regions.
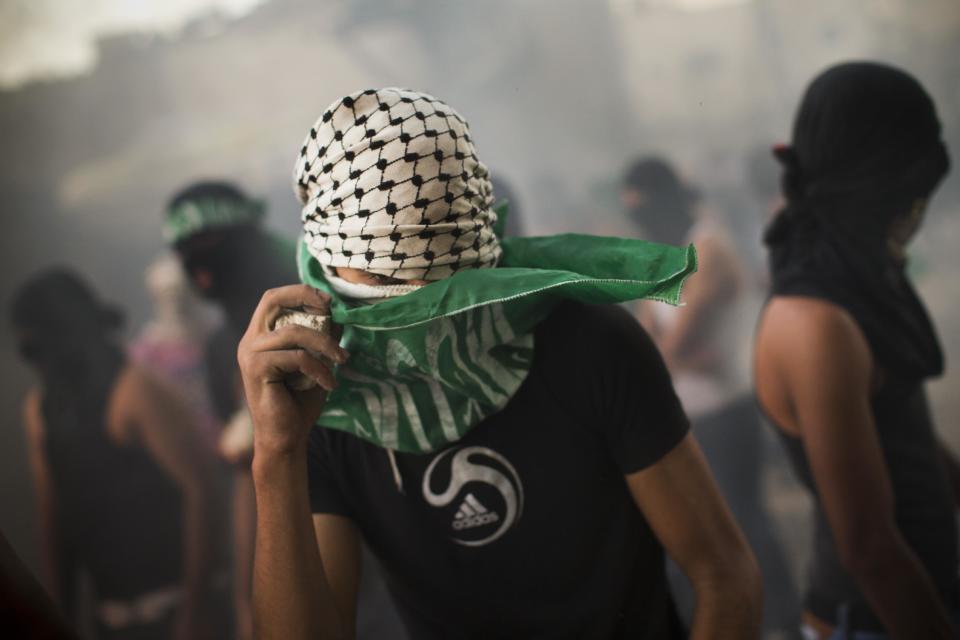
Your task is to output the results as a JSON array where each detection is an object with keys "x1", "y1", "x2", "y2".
[
  {"x1": 240, "y1": 88, "x2": 763, "y2": 639},
  {"x1": 165, "y1": 180, "x2": 299, "y2": 640}
]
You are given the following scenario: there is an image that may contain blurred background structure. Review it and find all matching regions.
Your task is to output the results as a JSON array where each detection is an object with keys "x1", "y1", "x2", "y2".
[{"x1": 1, "y1": 0, "x2": 958, "y2": 636}]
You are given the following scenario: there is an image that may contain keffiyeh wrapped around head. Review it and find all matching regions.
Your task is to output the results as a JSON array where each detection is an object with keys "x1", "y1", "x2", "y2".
[{"x1": 294, "y1": 88, "x2": 500, "y2": 281}]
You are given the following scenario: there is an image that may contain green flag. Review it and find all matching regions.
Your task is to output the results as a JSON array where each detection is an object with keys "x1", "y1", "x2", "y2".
[{"x1": 299, "y1": 227, "x2": 697, "y2": 453}]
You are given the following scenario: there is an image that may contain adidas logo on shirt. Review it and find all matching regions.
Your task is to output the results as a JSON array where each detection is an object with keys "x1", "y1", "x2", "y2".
[{"x1": 452, "y1": 493, "x2": 500, "y2": 531}]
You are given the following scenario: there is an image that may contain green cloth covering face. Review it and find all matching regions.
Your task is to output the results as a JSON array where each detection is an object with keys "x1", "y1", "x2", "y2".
[{"x1": 298, "y1": 221, "x2": 698, "y2": 453}]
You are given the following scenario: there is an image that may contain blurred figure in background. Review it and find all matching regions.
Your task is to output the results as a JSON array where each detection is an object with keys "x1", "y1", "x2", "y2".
[
  {"x1": 624, "y1": 156, "x2": 800, "y2": 637},
  {"x1": 164, "y1": 181, "x2": 296, "y2": 640},
  {"x1": 131, "y1": 253, "x2": 221, "y2": 451},
  {"x1": 755, "y1": 62, "x2": 960, "y2": 640},
  {"x1": 13, "y1": 269, "x2": 219, "y2": 640},
  {"x1": 165, "y1": 180, "x2": 407, "y2": 640}
]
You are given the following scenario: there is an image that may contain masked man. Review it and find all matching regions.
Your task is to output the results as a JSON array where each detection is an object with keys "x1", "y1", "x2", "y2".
[{"x1": 239, "y1": 89, "x2": 763, "y2": 639}]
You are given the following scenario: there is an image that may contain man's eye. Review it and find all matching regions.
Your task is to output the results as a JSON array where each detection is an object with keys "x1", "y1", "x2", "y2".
[{"x1": 370, "y1": 274, "x2": 402, "y2": 285}]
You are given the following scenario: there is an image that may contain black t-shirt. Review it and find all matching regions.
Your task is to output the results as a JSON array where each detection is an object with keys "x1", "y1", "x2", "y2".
[{"x1": 308, "y1": 302, "x2": 690, "y2": 639}]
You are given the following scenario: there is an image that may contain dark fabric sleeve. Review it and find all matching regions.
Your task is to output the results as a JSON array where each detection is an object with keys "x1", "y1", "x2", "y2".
[
  {"x1": 555, "y1": 303, "x2": 690, "y2": 474},
  {"x1": 597, "y1": 305, "x2": 690, "y2": 473},
  {"x1": 306, "y1": 427, "x2": 354, "y2": 518}
]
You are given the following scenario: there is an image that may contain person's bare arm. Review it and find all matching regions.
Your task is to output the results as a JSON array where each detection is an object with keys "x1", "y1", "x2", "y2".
[
  {"x1": 627, "y1": 432, "x2": 762, "y2": 639},
  {"x1": 769, "y1": 298, "x2": 955, "y2": 639},
  {"x1": 22, "y1": 390, "x2": 65, "y2": 608},
  {"x1": 253, "y1": 449, "x2": 353, "y2": 640},
  {"x1": 238, "y1": 285, "x2": 354, "y2": 640},
  {"x1": 658, "y1": 234, "x2": 741, "y2": 371},
  {"x1": 116, "y1": 367, "x2": 220, "y2": 638}
]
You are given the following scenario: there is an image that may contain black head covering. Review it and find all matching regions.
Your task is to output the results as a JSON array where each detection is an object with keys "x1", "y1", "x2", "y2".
[
  {"x1": 12, "y1": 268, "x2": 123, "y2": 357},
  {"x1": 11, "y1": 268, "x2": 125, "y2": 434},
  {"x1": 622, "y1": 156, "x2": 699, "y2": 245},
  {"x1": 765, "y1": 61, "x2": 950, "y2": 379}
]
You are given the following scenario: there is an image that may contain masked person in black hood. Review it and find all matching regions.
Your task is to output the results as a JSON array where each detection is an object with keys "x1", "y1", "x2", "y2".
[
  {"x1": 13, "y1": 269, "x2": 220, "y2": 640},
  {"x1": 622, "y1": 158, "x2": 699, "y2": 247},
  {"x1": 755, "y1": 62, "x2": 960, "y2": 639}
]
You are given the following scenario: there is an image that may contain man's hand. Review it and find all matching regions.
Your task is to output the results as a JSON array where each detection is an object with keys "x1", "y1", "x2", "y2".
[
  {"x1": 242, "y1": 285, "x2": 354, "y2": 640},
  {"x1": 237, "y1": 285, "x2": 349, "y2": 457}
]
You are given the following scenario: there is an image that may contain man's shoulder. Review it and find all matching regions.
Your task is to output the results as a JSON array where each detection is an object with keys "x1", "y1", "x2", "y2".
[
  {"x1": 537, "y1": 300, "x2": 642, "y2": 337},
  {"x1": 535, "y1": 301, "x2": 654, "y2": 360},
  {"x1": 529, "y1": 301, "x2": 669, "y2": 420}
]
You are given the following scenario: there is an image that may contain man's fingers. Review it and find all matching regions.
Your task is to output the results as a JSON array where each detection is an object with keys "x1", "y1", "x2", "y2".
[
  {"x1": 251, "y1": 325, "x2": 349, "y2": 365},
  {"x1": 249, "y1": 349, "x2": 338, "y2": 392},
  {"x1": 292, "y1": 351, "x2": 338, "y2": 392},
  {"x1": 248, "y1": 284, "x2": 332, "y2": 333}
]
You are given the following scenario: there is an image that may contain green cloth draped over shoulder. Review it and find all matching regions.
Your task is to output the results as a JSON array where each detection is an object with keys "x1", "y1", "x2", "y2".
[{"x1": 299, "y1": 211, "x2": 698, "y2": 453}]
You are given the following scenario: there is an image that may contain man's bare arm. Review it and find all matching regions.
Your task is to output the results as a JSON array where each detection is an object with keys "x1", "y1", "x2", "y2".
[
  {"x1": 253, "y1": 453, "x2": 352, "y2": 640},
  {"x1": 626, "y1": 433, "x2": 763, "y2": 639},
  {"x1": 238, "y1": 285, "x2": 354, "y2": 640}
]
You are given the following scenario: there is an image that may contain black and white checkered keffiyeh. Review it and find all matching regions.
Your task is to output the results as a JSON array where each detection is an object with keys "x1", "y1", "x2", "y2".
[{"x1": 294, "y1": 88, "x2": 501, "y2": 281}]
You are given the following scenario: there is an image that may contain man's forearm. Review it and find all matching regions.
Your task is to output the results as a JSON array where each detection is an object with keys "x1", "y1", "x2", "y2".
[{"x1": 252, "y1": 451, "x2": 346, "y2": 640}]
